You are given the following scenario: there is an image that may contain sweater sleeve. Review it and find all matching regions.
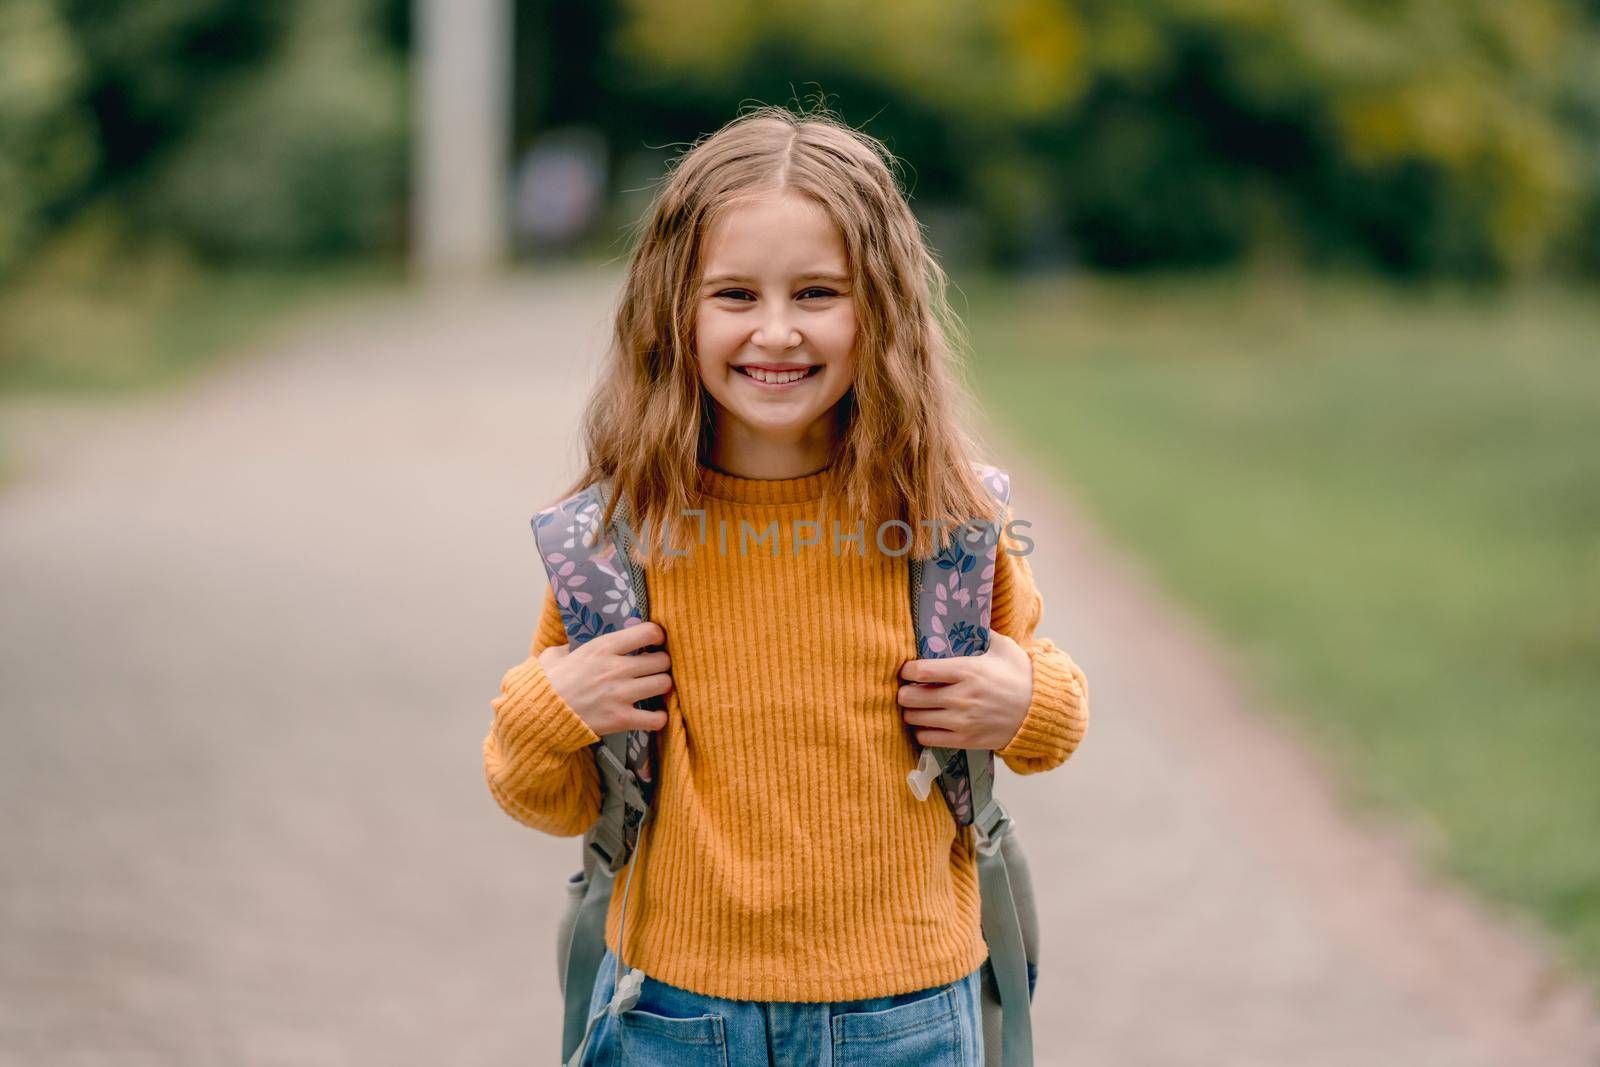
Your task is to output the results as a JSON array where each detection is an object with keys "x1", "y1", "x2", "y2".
[
  {"x1": 483, "y1": 583, "x2": 604, "y2": 836},
  {"x1": 988, "y1": 507, "x2": 1091, "y2": 775}
]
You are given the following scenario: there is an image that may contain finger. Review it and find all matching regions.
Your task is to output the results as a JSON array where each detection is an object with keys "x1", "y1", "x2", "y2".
[
  {"x1": 600, "y1": 620, "x2": 666, "y2": 654},
  {"x1": 897, "y1": 682, "x2": 949, "y2": 709},
  {"x1": 621, "y1": 706, "x2": 669, "y2": 731},
  {"x1": 624, "y1": 671, "x2": 673, "y2": 704},
  {"x1": 913, "y1": 728, "x2": 965, "y2": 748},
  {"x1": 900, "y1": 656, "x2": 961, "y2": 684},
  {"x1": 901, "y1": 709, "x2": 957, "y2": 728},
  {"x1": 618, "y1": 649, "x2": 670, "y2": 677}
]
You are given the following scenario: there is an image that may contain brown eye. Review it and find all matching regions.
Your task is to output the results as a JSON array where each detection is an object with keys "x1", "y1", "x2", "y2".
[
  {"x1": 716, "y1": 289, "x2": 755, "y2": 301},
  {"x1": 798, "y1": 287, "x2": 838, "y2": 300}
]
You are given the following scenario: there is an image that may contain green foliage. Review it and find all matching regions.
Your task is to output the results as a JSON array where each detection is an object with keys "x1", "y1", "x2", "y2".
[
  {"x1": 616, "y1": 0, "x2": 1092, "y2": 122},
  {"x1": 10, "y1": 0, "x2": 1597, "y2": 280},
  {"x1": 140, "y1": 5, "x2": 406, "y2": 259},
  {"x1": 603, "y1": 0, "x2": 1600, "y2": 278},
  {"x1": 0, "y1": 0, "x2": 404, "y2": 282},
  {"x1": 0, "y1": 0, "x2": 98, "y2": 276},
  {"x1": 59, "y1": 0, "x2": 287, "y2": 174}
]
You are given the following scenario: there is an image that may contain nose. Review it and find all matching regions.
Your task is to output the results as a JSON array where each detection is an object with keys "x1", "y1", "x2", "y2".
[{"x1": 752, "y1": 305, "x2": 801, "y2": 352}]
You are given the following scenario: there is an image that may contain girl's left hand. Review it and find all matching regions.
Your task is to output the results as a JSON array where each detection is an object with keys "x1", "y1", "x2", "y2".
[{"x1": 897, "y1": 632, "x2": 1033, "y2": 750}]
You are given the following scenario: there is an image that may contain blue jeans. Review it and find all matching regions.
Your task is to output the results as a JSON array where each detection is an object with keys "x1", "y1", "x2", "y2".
[{"x1": 578, "y1": 947, "x2": 985, "y2": 1066}]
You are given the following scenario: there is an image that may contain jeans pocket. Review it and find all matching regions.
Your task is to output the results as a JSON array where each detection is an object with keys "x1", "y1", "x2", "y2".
[
  {"x1": 617, "y1": 1007, "x2": 729, "y2": 1066},
  {"x1": 831, "y1": 985, "x2": 974, "y2": 1066}
]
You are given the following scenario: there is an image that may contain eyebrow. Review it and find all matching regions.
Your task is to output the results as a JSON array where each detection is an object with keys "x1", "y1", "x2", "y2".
[{"x1": 701, "y1": 272, "x2": 850, "y2": 287}]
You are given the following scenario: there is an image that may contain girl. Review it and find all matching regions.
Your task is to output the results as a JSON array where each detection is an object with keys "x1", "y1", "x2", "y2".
[{"x1": 483, "y1": 105, "x2": 1090, "y2": 1065}]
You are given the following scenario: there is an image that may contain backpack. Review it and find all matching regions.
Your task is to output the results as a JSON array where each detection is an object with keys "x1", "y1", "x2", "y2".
[{"x1": 532, "y1": 463, "x2": 1041, "y2": 1066}]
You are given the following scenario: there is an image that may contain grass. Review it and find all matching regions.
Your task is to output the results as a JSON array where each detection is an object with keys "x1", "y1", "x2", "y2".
[
  {"x1": 0, "y1": 243, "x2": 399, "y2": 396},
  {"x1": 958, "y1": 270, "x2": 1600, "y2": 981},
  {"x1": 0, "y1": 238, "x2": 401, "y2": 484}
]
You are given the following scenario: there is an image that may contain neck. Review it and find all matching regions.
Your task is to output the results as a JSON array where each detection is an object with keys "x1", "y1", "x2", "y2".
[{"x1": 707, "y1": 427, "x2": 836, "y2": 480}]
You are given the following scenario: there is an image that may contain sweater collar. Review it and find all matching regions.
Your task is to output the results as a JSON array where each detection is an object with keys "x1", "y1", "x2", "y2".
[{"x1": 696, "y1": 461, "x2": 831, "y2": 505}]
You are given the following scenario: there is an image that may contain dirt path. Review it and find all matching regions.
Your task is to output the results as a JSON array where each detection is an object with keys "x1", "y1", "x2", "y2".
[{"x1": 2, "y1": 270, "x2": 1595, "y2": 1066}]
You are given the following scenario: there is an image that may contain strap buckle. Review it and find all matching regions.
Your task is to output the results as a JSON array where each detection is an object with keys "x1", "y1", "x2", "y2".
[
  {"x1": 906, "y1": 748, "x2": 941, "y2": 801},
  {"x1": 588, "y1": 745, "x2": 649, "y2": 874},
  {"x1": 597, "y1": 746, "x2": 648, "y2": 812},
  {"x1": 586, "y1": 825, "x2": 625, "y2": 873},
  {"x1": 973, "y1": 798, "x2": 1013, "y2": 857}
]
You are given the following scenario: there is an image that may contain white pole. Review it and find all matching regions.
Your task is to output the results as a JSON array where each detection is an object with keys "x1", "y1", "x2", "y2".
[{"x1": 412, "y1": 0, "x2": 510, "y2": 279}]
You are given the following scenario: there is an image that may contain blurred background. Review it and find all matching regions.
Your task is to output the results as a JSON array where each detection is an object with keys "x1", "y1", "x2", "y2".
[{"x1": 2, "y1": 1, "x2": 1598, "y2": 1063}]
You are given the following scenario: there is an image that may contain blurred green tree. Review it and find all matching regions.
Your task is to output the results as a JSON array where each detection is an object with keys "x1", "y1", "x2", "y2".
[
  {"x1": 140, "y1": 0, "x2": 406, "y2": 259},
  {"x1": 8, "y1": 0, "x2": 1597, "y2": 280},
  {"x1": 596, "y1": 0, "x2": 1600, "y2": 278},
  {"x1": 0, "y1": 0, "x2": 98, "y2": 277},
  {"x1": 0, "y1": 0, "x2": 404, "y2": 282}
]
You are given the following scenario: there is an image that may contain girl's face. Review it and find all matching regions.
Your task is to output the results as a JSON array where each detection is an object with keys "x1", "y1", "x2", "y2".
[{"x1": 694, "y1": 191, "x2": 857, "y2": 467}]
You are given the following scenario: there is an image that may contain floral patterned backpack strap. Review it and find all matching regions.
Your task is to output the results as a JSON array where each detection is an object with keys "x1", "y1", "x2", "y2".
[
  {"x1": 531, "y1": 479, "x2": 658, "y2": 870},
  {"x1": 905, "y1": 462, "x2": 1012, "y2": 827},
  {"x1": 906, "y1": 463, "x2": 1037, "y2": 1064}
]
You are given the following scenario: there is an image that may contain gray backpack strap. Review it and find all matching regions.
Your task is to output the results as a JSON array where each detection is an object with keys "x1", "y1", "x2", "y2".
[
  {"x1": 906, "y1": 463, "x2": 1037, "y2": 1066},
  {"x1": 531, "y1": 479, "x2": 659, "y2": 1065}
]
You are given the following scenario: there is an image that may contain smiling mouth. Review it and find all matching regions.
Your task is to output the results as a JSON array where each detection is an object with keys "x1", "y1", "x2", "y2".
[{"x1": 734, "y1": 366, "x2": 822, "y2": 385}]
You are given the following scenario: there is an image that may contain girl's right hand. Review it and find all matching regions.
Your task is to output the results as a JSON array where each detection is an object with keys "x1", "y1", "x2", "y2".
[{"x1": 538, "y1": 621, "x2": 672, "y2": 737}]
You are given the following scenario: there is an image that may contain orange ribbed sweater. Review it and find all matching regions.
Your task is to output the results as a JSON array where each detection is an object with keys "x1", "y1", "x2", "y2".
[{"x1": 483, "y1": 463, "x2": 1089, "y2": 1001}]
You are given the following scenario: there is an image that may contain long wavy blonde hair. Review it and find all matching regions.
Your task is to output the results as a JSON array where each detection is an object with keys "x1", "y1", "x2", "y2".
[{"x1": 556, "y1": 103, "x2": 1000, "y2": 568}]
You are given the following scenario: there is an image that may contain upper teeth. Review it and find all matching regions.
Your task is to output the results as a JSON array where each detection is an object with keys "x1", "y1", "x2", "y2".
[{"x1": 741, "y1": 367, "x2": 810, "y2": 384}]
